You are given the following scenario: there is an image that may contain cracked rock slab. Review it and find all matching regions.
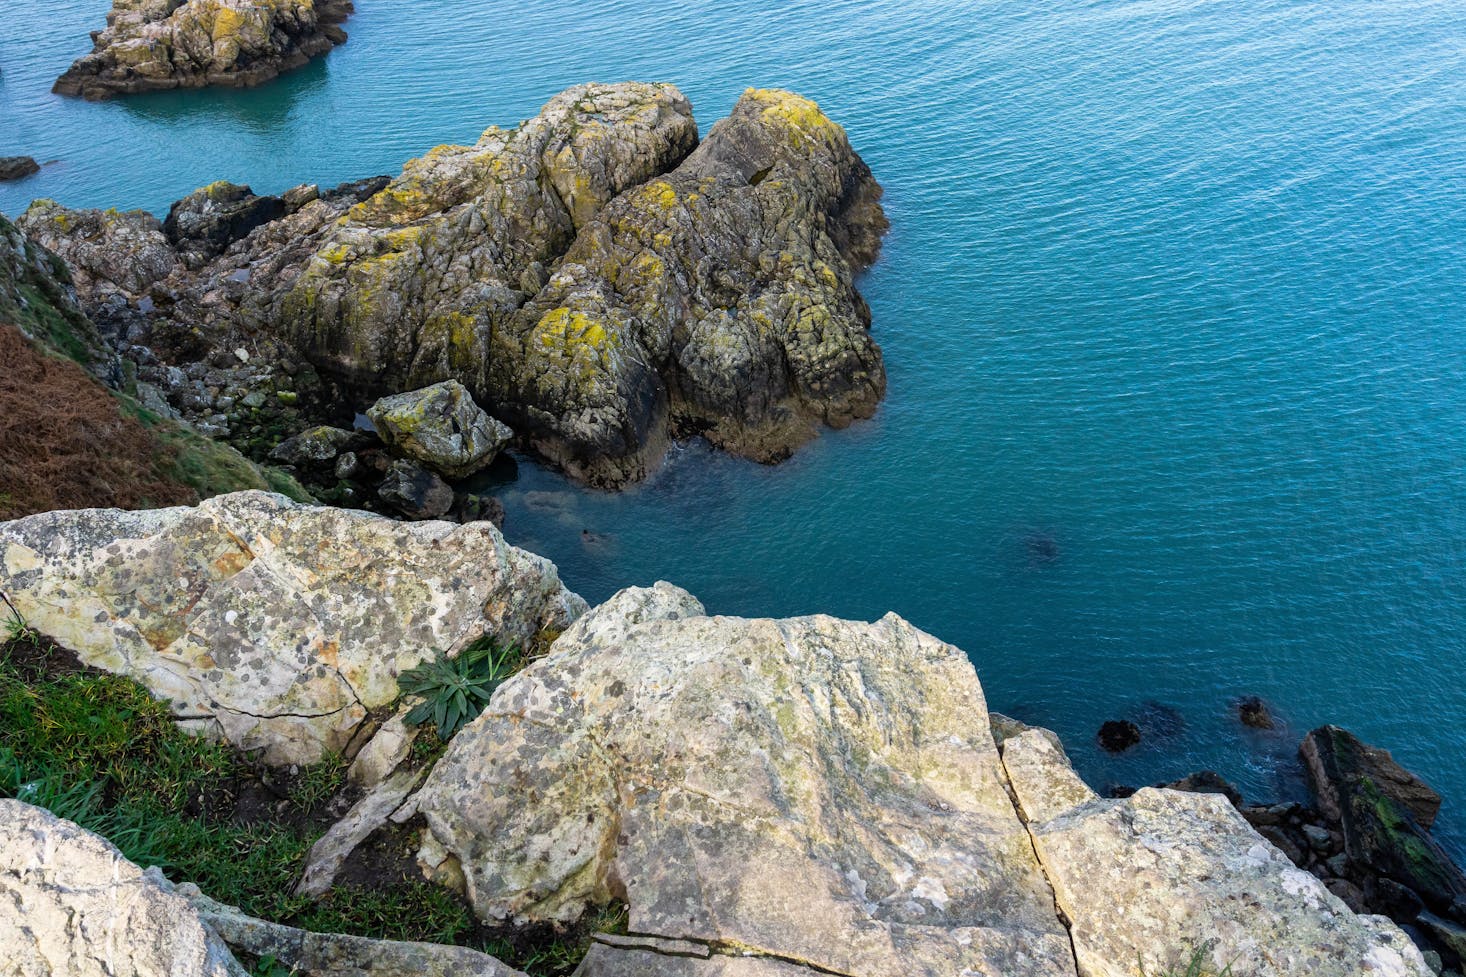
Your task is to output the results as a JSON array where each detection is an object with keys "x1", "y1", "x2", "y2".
[
  {"x1": 0, "y1": 491, "x2": 585, "y2": 764},
  {"x1": 1000, "y1": 729, "x2": 1433, "y2": 977},
  {"x1": 0, "y1": 799, "x2": 247, "y2": 977},
  {"x1": 416, "y1": 584, "x2": 1076, "y2": 977}
]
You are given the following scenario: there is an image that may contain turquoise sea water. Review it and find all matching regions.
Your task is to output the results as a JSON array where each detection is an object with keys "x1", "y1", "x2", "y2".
[{"x1": 4, "y1": 1, "x2": 1465, "y2": 850}]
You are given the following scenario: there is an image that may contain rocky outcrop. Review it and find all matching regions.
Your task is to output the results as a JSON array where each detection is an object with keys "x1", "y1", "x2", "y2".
[
  {"x1": 1001, "y1": 730, "x2": 1432, "y2": 977},
  {"x1": 278, "y1": 82, "x2": 701, "y2": 405},
  {"x1": 367, "y1": 381, "x2": 513, "y2": 479},
  {"x1": 165, "y1": 180, "x2": 288, "y2": 267},
  {"x1": 405, "y1": 583, "x2": 1439, "y2": 977},
  {"x1": 499, "y1": 88, "x2": 887, "y2": 483},
  {"x1": 1302, "y1": 726, "x2": 1466, "y2": 917},
  {"x1": 0, "y1": 800, "x2": 247, "y2": 977},
  {"x1": 416, "y1": 584, "x2": 1077, "y2": 977},
  {"x1": 0, "y1": 156, "x2": 40, "y2": 182},
  {"x1": 22, "y1": 83, "x2": 887, "y2": 488},
  {"x1": 0, "y1": 491, "x2": 586, "y2": 763},
  {"x1": 54, "y1": 0, "x2": 353, "y2": 100},
  {"x1": 0, "y1": 212, "x2": 116, "y2": 384}
]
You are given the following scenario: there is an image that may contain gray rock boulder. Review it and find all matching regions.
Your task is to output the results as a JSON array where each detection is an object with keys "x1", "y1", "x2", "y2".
[
  {"x1": 164, "y1": 180, "x2": 287, "y2": 267},
  {"x1": 1000, "y1": 729, "x2": 1433, "y2": 977},
  {"x1": 415, "y1": 585, "x2": 1078, "y2": 977},
  {"x1": 18, "y1": 198, "x2": 180, "y2": 299},
  {"x1": 0, "y1": 491, "x2": 586, "y2": 763},
  {"x1": 268, "y1": 424, "x2": 357, "y2": 467},
  {"x1": 0, "y1": 799, "x2": 248, "y2": 977},
  {"x1": 0, "y1": 156, "x2": 40, "y2": 181},
  {"x1": 367, "y1": 381, "x2": 513, "y2": 479},
  {"x1": 54, "y1": 0, "x2": 353, "y2": 100},
  {"x1": 377, "y1": 458, "x2": 455, "y2": 519},
  {"x1": 498, "y1": 87, "x2": 887, "y2": 485}
]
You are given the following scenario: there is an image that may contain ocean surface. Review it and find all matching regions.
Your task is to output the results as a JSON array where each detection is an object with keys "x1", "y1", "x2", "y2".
[{"x1": 3, "y1": 0, "x2": 1465, "y2": 850}]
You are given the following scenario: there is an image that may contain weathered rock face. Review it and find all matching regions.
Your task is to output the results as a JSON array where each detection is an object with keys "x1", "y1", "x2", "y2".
[
  {"x1": 367, "y1": 381, "x2": 513, "y2": 479},
  {"x1": 500, "y1": 88, "x2": 887, "y2": 484},
  {"x1": 0, "y1": 800, "x2": 247, "y2": 977},
  {"x1": 165, "y1": 180, "x2": 288, "y2": 267},
  {"x1": 0, "y1": 157, "x2": 40, "y2": 182},
  {"x1": 1000, "y1": 729, "x2": 1432, "y2": 977},
  {"x1": 19, "y1": 198, "x2": 181, "y2": 300},
  {"x1": 416, "y1": 584, "x2": 1078, "y2": 977},
  {"x1": 0, "y1": 491, "x2": 586, "y2": 763},
  {"x1": 278, "y1": 82, "x2": 700, "y2": 403},
  {"x1": 1302, "y1": 725, "x2": 1466, "y2": 913},
  {"x1": 25, "y1": 83, "x2": 887, "y2": 488},
  {"x1": 54, "y1": 0, "x2": 353, "y2": 100},
  {"x1": 0, "y1": 212, "x2": 117, "y2": 384}
]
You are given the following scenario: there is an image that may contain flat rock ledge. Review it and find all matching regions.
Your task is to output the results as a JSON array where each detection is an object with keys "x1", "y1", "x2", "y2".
[
  {"x1": 54, "y1": 0, "x2": 354, "y2": 100},
  {"x1": 0, "y1": 491, "x2": 586, "y2": 764},
  {"x1": 413, "y1": 583, "x2": 1430, "y2": 977}
]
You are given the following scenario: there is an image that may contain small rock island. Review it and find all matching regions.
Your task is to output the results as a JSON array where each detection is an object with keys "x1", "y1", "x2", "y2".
[{"x1": 53, "y1": 0, "x2": 354, "y2": 99}]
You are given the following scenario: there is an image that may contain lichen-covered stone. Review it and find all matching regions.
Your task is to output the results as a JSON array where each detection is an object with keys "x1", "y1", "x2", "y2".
[
  {"x1": 279, "y1": 82, "x2": 699, "y2": 400},
  {"x1": 0, "y1": 800, "x2": 247, "y2": 977},
  {"x1": 367, "y1": 380, "x2": 513, "y2": 479},
  {"x1": 18, "y1": 198, "x2": 179, "y2": 300},
  {"x1": 1000, "y1": 729, "x2": 1433, "y2": 977},
  {"x1": 54, "y1": 0, "x2": 353, "y2": 100},
  {"x1": 415, "y1": 584, "x2": 1076, "y2": 977},
  {"x1": 268, "y1": 424, "x2": 356, "y2": 467},
  {"x1": 0, "y1": 491, "x2": 586, "y2": 763},
  {"x1": 498, "y1": 88, "x2": 887, "y2": 485},
  {"x1": 164, "y1": 181, "x2": 288, "y2": 267}
]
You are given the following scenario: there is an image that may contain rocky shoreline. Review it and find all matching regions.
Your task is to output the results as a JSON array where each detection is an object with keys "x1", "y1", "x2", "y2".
[
  {"x1": 53, "y1": 0, "x2": 354, "y2": 100},
  {"x1": 18, "y1": 82, "x2": 887, "y2": 490},
  {"x1": 0, "y1": 503, "x2": 1455, "y2": 976}
]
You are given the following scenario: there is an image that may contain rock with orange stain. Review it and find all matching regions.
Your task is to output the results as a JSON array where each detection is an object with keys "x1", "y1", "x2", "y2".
[{"x1": 0, "y1": 491, "x2": 585, "y2": 764}]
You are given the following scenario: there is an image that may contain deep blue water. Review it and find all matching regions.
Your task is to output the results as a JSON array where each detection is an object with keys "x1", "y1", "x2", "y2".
[{"x1": 4, "y1": 1, "x2": 1465, "y2": 850}]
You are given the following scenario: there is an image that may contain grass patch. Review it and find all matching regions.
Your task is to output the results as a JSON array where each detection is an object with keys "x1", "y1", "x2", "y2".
[
  {"x1": 1142, "y1": 945, "x2": 1233, "y2": 977},
  {"x1": 0, "y1": 631, "x2": 619, "y2": 975}
]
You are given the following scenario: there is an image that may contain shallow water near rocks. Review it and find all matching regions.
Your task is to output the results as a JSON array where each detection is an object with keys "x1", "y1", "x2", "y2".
[{"x1": 3, "y1": 0, "x2": 1465, "y2": 851}]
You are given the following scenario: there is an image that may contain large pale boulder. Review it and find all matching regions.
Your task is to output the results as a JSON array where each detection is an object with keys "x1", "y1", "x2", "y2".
[
  {"x1": 0, "y1": 492, "x2": 586, "y2": 763},
  {"x1": 1000, "y1": 729, "x2": 1433, "y2": 977},
  {"x1": 415, "y1": 584, "x2": 1077, "y2": 977},
  {"x1": 0, "y1": 800, "x2": 247, "y2": 977}
]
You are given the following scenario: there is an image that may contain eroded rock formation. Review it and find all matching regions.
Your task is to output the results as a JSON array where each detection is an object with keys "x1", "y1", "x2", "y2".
[
  {"x1": 20, "y1": 82, "x2": 887, "y2": 487},
  {"x1": 54, "y1": 0, "x2": 353, "y2": 100},
  {"x1": 0, "y1": 491, "x2": 585, "y2": 763}
]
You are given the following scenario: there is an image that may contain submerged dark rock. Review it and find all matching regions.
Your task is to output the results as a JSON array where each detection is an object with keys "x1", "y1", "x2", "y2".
[
  {"x1": 53, "y1": 0, "x2": 354, "y2": 100},
  {"x1": 1237, "y1": 695, "x2": 1277, "y2": 730},
  {"x1": 1097, "y1": 720, "x2": 1141, "y2": 753}
]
